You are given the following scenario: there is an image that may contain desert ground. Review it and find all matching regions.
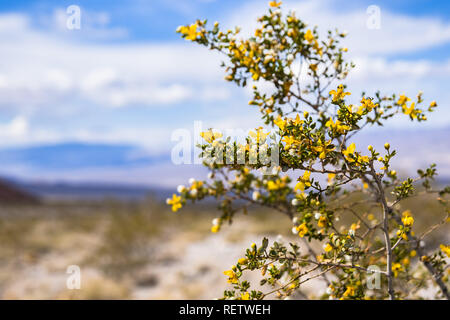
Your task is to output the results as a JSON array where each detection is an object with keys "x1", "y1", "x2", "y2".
[{"x1": 0, "y1": 192, "x2": 448, "y2": 299}]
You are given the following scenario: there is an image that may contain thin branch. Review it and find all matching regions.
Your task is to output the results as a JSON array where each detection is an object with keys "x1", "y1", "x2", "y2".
[{"x1": 370, "y1": 161, "x2": 395, "y2": 300}]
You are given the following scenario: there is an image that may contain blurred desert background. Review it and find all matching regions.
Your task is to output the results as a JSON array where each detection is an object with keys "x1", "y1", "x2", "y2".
[
  {"x1": 0, "y1": 178, "x2": 448, "y2": 299},
  {"x1": 0, "y1": 191, "x2": 290, "y2": 299},
  {"x1": 0, "y1": 0, "x2": 449, "y2": 299}
]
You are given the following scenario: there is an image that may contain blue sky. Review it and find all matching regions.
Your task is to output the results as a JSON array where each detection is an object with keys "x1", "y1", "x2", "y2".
[
  {"x1": 2, "y1": 0, "x2": 449, "y2": 42},
  {"x1": 0, "y1": 0, "x2": 449, "y2": 186}
]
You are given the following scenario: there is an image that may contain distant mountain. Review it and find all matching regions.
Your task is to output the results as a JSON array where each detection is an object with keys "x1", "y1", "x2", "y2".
[
  {"x1": 0, "y1": 126, "x2": 448, "y2": 191},
  {"x1": 0, "y1": 142, "x2": 169, "y2": 170},
  {"x1": 352, "y1": 126, "x2": 450, "y2": 178},
  {"x1": 15, "y1": 180, "x2": 172, "y2": 201},
  {"x1": 0, "y1": 178, "x2": 39, "y2": 204}
]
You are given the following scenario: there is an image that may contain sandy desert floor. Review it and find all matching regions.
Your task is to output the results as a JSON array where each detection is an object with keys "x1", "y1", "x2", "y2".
[{"x1": 0, "y1": 195, "x2": 448, "y2": 299}]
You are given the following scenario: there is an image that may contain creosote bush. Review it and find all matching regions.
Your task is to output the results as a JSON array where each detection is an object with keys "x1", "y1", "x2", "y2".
[{"x1": 168, "y1": 1, "x2": 449, "y2": 300}]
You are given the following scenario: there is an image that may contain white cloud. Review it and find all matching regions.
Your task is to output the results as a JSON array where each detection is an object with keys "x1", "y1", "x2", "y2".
[
  {"x1": 226, "y1": 0, "x2": 450, "y2": 56},
  {"x1": 0, "y1": 2, "x2": 449, "y2": 152},
  {"x1": 0, "y1": 116, "x2": 28, "y2": 137},
  {"x1": 0, "y1": 13, "x2": 28, "y2": 31},
  {"x1": 81, "y1": 68, "x2": 118, "y2": 91},
  {"x1": 103, "y1": 83, "x2": 194, "y2": 107},
  {"x1": 0, "y1": 13, "x2": 230, "y2": 114}
]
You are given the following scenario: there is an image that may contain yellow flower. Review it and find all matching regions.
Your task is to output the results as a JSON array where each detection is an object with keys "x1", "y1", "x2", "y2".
[
  {"x1": 238, "y1": 258, "x2": 248, "y2": 265},
  {"x1": 392, "y1": 263, "x2": 403, "y2": 277},
  {"x1": 304, "y1": 29, "x2": 315, "y2": 43},
  {"x1": 249, "y1": 127, "x2": 269, "y2": 144},
  {"x1": 312, "y1": 139, "x2": 335, "y2": 159},
  {"x1": 294, "y1": 182, "x2": 306, "y2": 192},
  {"x1": 318, "y1": 216, "x2": 327, "y2": 228},
  {"x1": 309, "y1": 64, "x2": 318, "y2": 72},
  {"x1": 402, "y1": 216, "x2": 414, "y2": 227},
  {"x1": 402, "y1": 102, "x2": 419, "y2": 119},
  {"x1": 274, "y1": 116, "x2": 286, "y2": 131},
  {"x1": 190, "y1": 180, "x2": 203, "y2": 190},
  {"x1": 440, "y1": 244, "x2": 450, "y2": 258},
  {"x1": 178, "y1": 23, "x2": 200, "y2": 41},
  {"x1": 329, "y1": 84, "x2": 351, "y2": 102},
  {"x1": 312, "y1": 40, "x2": 323, "y2": 57},
  {"x1": 267, "y1": 179, "x2": 285, "y2": 191},
  {"x1": 251, "y1": 71, "x2": 260, "y2": 80},
  {"x1": 342, "y1": 142, "x2": 356, "y2": 160},
  {"x1": 429, "y1": 100, "x2": 437, "y2": 108},
  {"x1": 402, "y1": 257, "x2": 410, "y2": 267},
  {"x1": 323, "y1": 243, "x2": 333, "y2": 252},
  {"x1": 240, "y1": 292, "x2": 250, "y2": 300},
  {"x1": 397, "y1": 94, "x2": 410, "y2": 106},
  {"x1": 254, "y1": 28, "x2": 263, "y2": 37},
  {"x1": 291, "y1": 114, "x2": 303, "y2": 126},
  {"x1": 401, "y1": 210, "x2": 414, "y2": 227},
  {"x1": 326, "y1": 118, "x2": 350, "y2": 134},
  {"x1": 282, "y1": 135, "x2": 297, "y2": 150},
  {"x1": 341, "y1": 143, "x2": 368, "y2": 165},
  {"x1": 359, "y1": 97, "x2": 377, "y2": 114},
  {"x1": 410, "y1": 250, "x2": 417, "y2": 257},
  {"x1": 295, "y1": 171, "x2": 311, "y2": 192},
  {"x1": 200, "y1": 130, "x2": 223, "y2": 143},
  {"x1": 166, "y1": 194, "x2": 182, "y2": 212},
  {"x1": 296, "y1": 222, "x2": 308, "y2": 237},
  {"x1": 343, "y1": 286, "x2": 355, "y2": 297},
  {"x1": 327, "y1": 173, "x2": 336, "y2": 184},
  {"x1": 287, "y1": 28, "x2": 296, "y2": 37},
  {"x1": 287, "y1": 15, "x2": 297, "y2": 23},
  {"x1": 223, "y1": 269, "x2": 239, "y2": 284},
  {"x1": 211, "y1": 224, "x2": 220, "y2": 233},
  {"x1": 269, "y1": 1, "x2": 282, "y2": 7},
  {"x1": 358, "y1": 155, "x2": 369, "y2": 164}
]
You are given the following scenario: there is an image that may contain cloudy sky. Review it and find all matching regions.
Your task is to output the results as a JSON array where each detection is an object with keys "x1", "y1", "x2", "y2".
[{"x1": 0, "y1": 0, "x2": 449, "y2": 186}]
